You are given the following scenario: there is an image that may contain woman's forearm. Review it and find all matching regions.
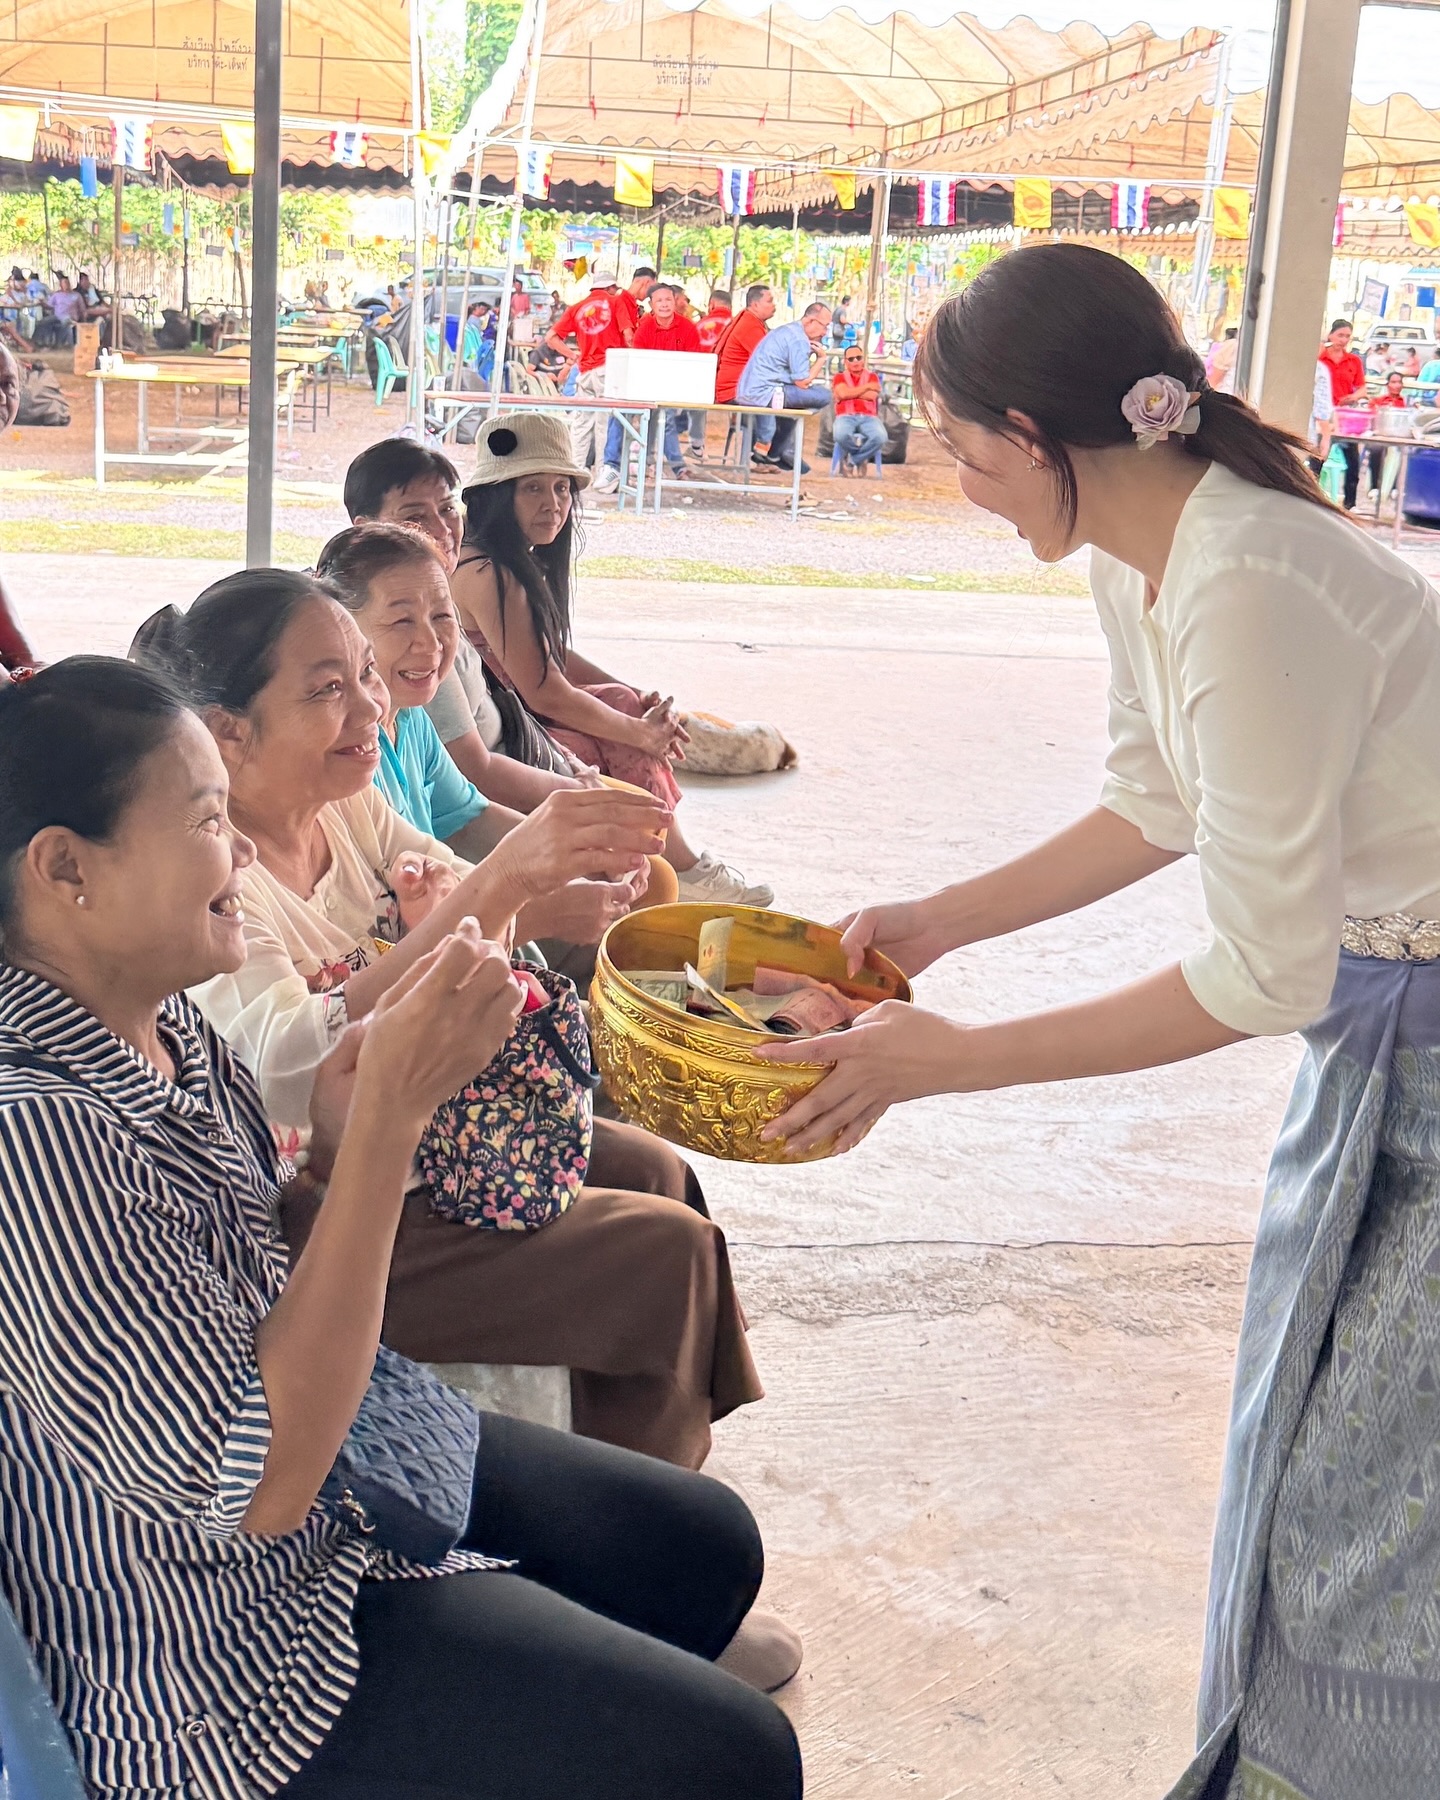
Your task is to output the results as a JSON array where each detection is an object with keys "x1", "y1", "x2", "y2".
[
  {"x1": 446, "y1": 729, "x2": 580, "y2": 812},
  {"x1": 520, "y1": 667, "x2": 645, "y2": 748},
  {"x1": 932, "y1": 806, "x2": 1181, "y2": 953},
  {"x1": 564, "y1": 647, "x2": 620, "y2": 688},
  {"x1": 244, "y1": 1091, "x2": 422, "y2": 1532},
  {"x1": 956, "y1": 964, "x2": 1247, "y2": 1091}
]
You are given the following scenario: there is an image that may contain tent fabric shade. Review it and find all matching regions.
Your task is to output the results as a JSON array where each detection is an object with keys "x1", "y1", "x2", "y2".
[
  {"x1": 476, "y1": 0, "x2": 1440, "y2": 211},
  {"x1": 0, "y1": 0, "x2": 418, "y2": 173}
]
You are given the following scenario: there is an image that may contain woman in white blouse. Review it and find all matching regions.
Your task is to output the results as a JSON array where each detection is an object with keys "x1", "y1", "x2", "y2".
[{"x1": 763, "y1": 244, "x2": 1440, "y2": 1800}]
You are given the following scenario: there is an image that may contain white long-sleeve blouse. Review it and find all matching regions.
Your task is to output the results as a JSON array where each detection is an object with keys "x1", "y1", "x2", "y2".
[{"x1": 1092, "y1": 462, "x2": 1440, "y2": 1036}]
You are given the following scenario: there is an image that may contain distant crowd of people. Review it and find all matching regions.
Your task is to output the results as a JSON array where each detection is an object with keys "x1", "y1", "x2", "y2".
[
  {"x1": 544, "y1": 265, "x2": 889, "y2": 482},
  {"x1": 1, "y1": 264, "x2": 107, "y2": 347}
]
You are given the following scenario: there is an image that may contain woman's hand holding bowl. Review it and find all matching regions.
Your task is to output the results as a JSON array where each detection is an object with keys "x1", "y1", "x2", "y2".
[
  {"x1": 838, "y1": 896, "x2": 958, "y2": 979},
  {"x1": 755, "y1": 1001, "x2": 974, "y2": 1157},
  {"x1": 486, "y1": 785, "x2": 670, "y2": 903}
]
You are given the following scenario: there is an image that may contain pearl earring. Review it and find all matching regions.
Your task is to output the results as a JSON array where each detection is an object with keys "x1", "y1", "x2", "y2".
[
  {"x1": 1029, "y1": 456, "x2": 1041, "y2": 470},
  {"x1": 75, "y1": 894, "x2": 87, "y2": 908}
]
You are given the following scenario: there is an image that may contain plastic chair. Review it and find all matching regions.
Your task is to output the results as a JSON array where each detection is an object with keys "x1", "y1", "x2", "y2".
[
  {"x1": 830, "y1": 436, "x2": 884, "y2": 478},
  {"x1": 0, "y1": 1593, "x2": 86, "y2": 1798},
  {"x1": 372, "y1": 337, "x2": 404, "y2": 407}
]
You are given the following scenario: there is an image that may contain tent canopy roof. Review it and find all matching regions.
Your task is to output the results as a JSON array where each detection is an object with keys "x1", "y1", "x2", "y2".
[
  {"x1": 477, "y1": 0, "x2": 1440, "y2": 206},
  {"x1": 0, "y1": 0, "x2": 418, "y2": 175}
]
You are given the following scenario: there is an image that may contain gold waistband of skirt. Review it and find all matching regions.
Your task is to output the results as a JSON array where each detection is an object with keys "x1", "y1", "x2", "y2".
[{"x1": 1342, "y1": 913, "x2": 1440, "y2": 962}]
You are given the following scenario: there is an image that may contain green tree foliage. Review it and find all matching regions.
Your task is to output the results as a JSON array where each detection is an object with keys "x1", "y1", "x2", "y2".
[{"x1": 458, "y1": 0, "x2": 524, "y2": 127}]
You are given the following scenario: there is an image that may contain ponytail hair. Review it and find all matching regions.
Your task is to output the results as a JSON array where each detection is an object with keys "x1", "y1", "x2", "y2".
[{"x1": 915, "y1": 243, "x2": 1330, "y2": 531}]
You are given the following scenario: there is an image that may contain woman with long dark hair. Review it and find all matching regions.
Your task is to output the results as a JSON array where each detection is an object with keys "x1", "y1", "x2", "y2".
[
  {"x1": 451, "y1": 414, "x2": 775, "y2": 907},
  {"x1": 762, "y1": 243, "x2": 1440, "y2": 1800}
]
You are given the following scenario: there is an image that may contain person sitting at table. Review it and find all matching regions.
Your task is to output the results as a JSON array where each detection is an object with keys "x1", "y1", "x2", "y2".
[
  {"x1": 74, "y1": 270, "x2": 106, "y2": 317},
  {"x1": 47, "y1": 273, "x2": 84, "y2": 343},
  {"x1": 713, "y1": 284, "x2": 775, "y2": 460},
  {"x1": 463, "y1": 298, "x2": 497, "y2": 385},
  {"x1": 1365, "y1": 367, "x2": 1410, "y2": 498},
  {"x1": 632, "y1": 283, "x2": 700, "y2": 481},
  {"x1": 0, "y1": 657, "x2": 802, "y2": 1797},
  {"x1": 131, "y1": 569, "x2": 767, "y2": 1472},
  {"x1": 451, "y1": 414, "x2": 775, "y2": 907},
  {"x1": 830, "y1": 343, "x2": 888, "y2": 476},
  {"x1": 735, "y1": 302, "x2": 832, "y2": 473}
]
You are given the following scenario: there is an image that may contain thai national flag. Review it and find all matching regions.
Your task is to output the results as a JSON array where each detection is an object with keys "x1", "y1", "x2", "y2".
[
  {"x1": 916, "y1": 177, "x2": 957, "y2": 228},
  {"x1": 111, "y1": 116, "x2": 152, "y2": 171},
  {"x1": 521, "y1": 147, "x2": 553, "y2": 199},
  {"x1": 717, "y1": 163, "x2": 757, "y2": 216},
  {"x1": 1111, "y1": 181, "x2": 1149, "y2": 231},
  {"x1": 330, "y1": 127, "x2": 368, "y2": 168}
]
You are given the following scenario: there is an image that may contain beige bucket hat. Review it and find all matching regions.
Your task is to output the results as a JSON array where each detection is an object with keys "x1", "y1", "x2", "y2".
[{"x1": 462, "y1": 411, "x2": 591, "y2": 492}]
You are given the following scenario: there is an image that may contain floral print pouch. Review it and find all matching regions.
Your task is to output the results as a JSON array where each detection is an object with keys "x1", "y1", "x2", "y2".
[{"x1": 417, "y1": 963, "x2": 602, "y2": 1231}]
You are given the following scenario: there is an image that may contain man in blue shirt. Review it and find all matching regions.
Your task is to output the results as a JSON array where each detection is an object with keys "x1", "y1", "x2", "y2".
[{"x1": 736, "y1": 302, "x2": 832, "y2": 471}]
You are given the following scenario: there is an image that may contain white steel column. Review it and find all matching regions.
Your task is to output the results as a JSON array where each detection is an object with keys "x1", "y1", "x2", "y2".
[{"x1": 1243, "y1": 0, "x2": 1362, "y2": 431}]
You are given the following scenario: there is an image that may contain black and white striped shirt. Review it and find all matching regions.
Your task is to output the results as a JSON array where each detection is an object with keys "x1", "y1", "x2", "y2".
[{"x1": 0, "y1": 966, "x2": 494, "y2": 1799}]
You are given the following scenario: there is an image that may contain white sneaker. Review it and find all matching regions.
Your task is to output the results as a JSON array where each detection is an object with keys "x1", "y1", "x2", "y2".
[
  {"x1": 593, "y1": 465, "x2": 620, "y2": 494},
  {"x1": 676, "y1": 852, "x2": 774, "y2": 908}
]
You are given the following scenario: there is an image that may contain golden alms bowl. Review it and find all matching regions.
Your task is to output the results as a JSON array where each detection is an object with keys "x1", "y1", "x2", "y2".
[{"x1": 590, "y1": 903, "x2": 912, "y2": 1163}]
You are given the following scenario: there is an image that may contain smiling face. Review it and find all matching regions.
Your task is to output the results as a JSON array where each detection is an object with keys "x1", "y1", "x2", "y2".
[
  {"x1": 512, "y1": 471, "x2": 574, "y2": 547},
  {"x1": 936, "y1": 410, "x2": 1076, "y2": 563},
  {"x1": 352, "y1": 554, "x2": 458, "y2": 717},
  {"x1": 364, "y1": 472, "x2": 462, "y2": 574},
  {"x1": 650, "y1": 287, "x2": 677, "y2": 326},
  {"x1": 48, "y1": 711, "x2": 258, "y2": 991},
  {"x1": 213, "y1": 598, "x2": 389, "y2": 816}
]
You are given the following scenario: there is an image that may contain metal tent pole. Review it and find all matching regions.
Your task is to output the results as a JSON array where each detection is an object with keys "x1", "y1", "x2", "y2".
[
  {"x1": 246, "y1": 0, "x2": 283, "y2": 567},
  {"x1": 1234, "y1": 0, "x2": 1292, "y2": 398},
  {"x1": 408, "y1": 0, "x2": 429, "y2": 436},
  {"x1": 449, "y1": 139, "x2": 484, "y2": 388},
  {"x1": 1185, "y1": 31, "x2": 1235, "y2": 343},
  {"x1": 489, "y1": 0, "x2": 550, "y2": 418},
  {"x1": 111, "y1": 160, "x2": 124, "y2": 350},
  {"x1": 861, "y1": 171, "x2": 890, "y2": 351}
]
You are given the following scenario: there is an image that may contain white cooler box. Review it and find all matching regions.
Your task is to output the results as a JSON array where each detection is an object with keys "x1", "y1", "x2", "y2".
[{"x1": 602, "y1": 348, "x2": 716, "y2": 405}]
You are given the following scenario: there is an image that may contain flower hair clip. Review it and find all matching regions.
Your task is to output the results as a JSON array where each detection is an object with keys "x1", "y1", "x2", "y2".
[{"x1": 1121, "y1": 373, "x2": 1202, "y2": 450}]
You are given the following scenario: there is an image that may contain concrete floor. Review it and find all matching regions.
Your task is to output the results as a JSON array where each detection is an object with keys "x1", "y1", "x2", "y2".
[{"x1": 9, "y1": 559, "x2": 1300, "y2": 1797}]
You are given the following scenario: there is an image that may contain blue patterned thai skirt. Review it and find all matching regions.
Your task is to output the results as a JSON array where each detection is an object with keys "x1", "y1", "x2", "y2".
[{"x1": 1167, "y1": 935, "x2": 1440, "y2": 1800}]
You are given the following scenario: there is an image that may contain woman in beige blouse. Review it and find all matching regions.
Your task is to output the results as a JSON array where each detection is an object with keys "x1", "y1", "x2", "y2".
[{"x1": 132, "y1": 569, "x2": 763, "y2": 1472}]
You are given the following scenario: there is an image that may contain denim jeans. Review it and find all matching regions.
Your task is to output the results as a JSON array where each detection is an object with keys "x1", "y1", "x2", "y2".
[
  {"x1": 833, "y1": 412, "x2": 888, "y2": 467},
  {"x1": 761, "y1": 385, "x2": 829, "y2": 464}
]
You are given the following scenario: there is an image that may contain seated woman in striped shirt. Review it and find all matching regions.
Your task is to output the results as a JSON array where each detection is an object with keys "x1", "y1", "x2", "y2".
[{"x1": 0, "y1": 658, "x2": 801, "y2": 1800}]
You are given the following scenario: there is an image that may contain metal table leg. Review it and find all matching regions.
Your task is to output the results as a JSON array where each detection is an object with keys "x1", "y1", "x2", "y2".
[
  {"x1": 653, "y1": 405, "x2": 667, "y2": 514},
  {"x1": 1393, "y1": 444, "x2": 1409, "y2": 548},
  {"x1": 136, "y1": 378, "x2": 149, "y2": 455},
  {"x1": 93, "y1": 372, "x2": 105, "y2": 486},
  {"x1": 790, "y1": 416, "x2": 804, "y2": 520}
]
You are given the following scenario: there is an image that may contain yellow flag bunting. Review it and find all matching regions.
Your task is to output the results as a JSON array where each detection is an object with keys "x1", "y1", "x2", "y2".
[
  {"x1": 416, "y1": 132, "x2": 452, "y2": 178},
  {"x1": 826, "y1": 169, "x2": 856, "y2": 211},
  {"x1": 1404, "y1": 200, "x2": 1440, "y2": 250},
  {"x1": 614, "y1": 154, "x2": 654, "y2": 207},
  {"x1": 221, "y1": 122, "x2": 254, "y2": 175},
  {"x1": 1214, "y1": 188, "x2": 1251, "y2": 240},
  {"x1": 1012, "y1": 178, "x2": 1051, "y2": 230}
]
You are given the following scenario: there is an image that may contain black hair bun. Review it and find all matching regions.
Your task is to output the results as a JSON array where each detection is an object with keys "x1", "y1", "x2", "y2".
[{"x1": 487, "y1": 427, "x2": 518, "y2": 456}]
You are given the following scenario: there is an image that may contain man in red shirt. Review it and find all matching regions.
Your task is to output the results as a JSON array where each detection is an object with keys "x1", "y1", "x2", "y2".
[
  {"x1": 545, "y1": 263, "x2": 629, "y2": 481},
  {"x1": 829, "y1": 344, "x2": 888, "y2": 475},
  {"x1": 633, "y1": 284, "x2": 701, "y2": 477},
  {"x1": 591, "y1": 267, "x2": 657, "y2": 491},
  {"x1": 714, "y1": 284, "x2": 775, "y2": 405},
  {"x1": 1319, "y1": 317, "x2": 1367, "y2": 511},
  {"x1": 688, "y1": 290, "x2": 731, "y2": 459}
]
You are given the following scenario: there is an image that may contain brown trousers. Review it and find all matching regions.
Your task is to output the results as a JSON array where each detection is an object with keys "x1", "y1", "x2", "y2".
[{"x1": 280, "y1": 1119, "x2": 762, "y2": 1470}]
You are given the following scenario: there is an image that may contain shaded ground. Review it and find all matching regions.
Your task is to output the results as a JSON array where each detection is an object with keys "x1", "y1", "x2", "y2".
[{"x1": 9, "y1": 561, "x2": 1302, "y2": 1797}]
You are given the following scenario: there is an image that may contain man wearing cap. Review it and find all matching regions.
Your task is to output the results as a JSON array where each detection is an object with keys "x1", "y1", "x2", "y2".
[{"x1": 544, "y1": 263, "x2": 629, "y2": 482}]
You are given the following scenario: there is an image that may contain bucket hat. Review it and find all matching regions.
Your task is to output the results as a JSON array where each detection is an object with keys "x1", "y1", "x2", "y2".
[{"x1": 462, "y1": 412, "x2": 591, "y2": 492}]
